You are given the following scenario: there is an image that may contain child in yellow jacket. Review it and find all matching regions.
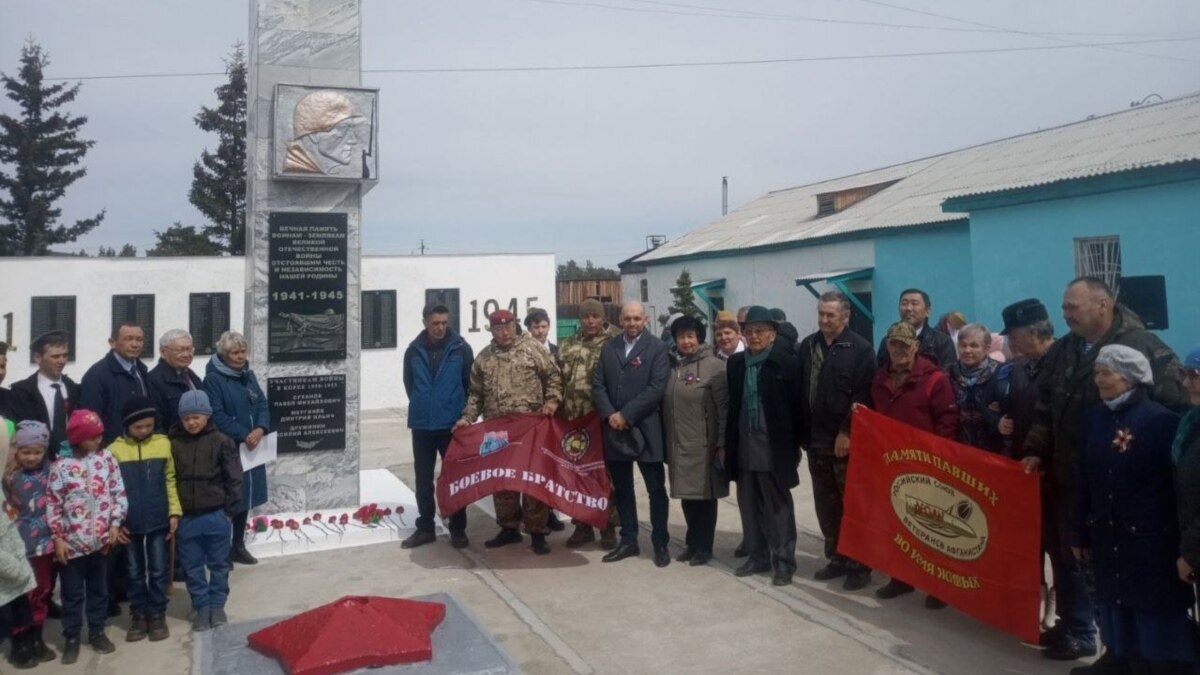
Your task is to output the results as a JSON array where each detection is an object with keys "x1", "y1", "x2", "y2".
[{"x1": 107, "y1": 396, "x2": 181, "y2": 643}]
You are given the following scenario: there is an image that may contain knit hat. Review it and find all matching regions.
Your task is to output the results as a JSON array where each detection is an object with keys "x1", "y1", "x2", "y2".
[
  {"x1": 885, "y1": 321, "x2": 918, "y2": 346},
  {"x1": 524, "y1": 307, "x2": 550, "y2": 328},
  {"x1": 122, "y1": 395, "x2": 158, "y2": 428},
  {"x1": 66, "y1": 409, "x2": 105, "y2": 447},
  {"x1": 178, "y1": 390, "x2": 214, "y2": 418},
  {"x1": 579, "y1": 299, "x2": 604, "y2": 318},
  {"x1": 714, "y1": 310, "x2": 739, "y2": 332},
  {"x1": 14, "y1": 421, "x2": 50, "y2": 448},
  {"x1": 1185, "y1": 344, "x2": 1200, "y2": 370},
  {"x1": 1095, "y1": 344, "x2": 1154, "y2": 387}
]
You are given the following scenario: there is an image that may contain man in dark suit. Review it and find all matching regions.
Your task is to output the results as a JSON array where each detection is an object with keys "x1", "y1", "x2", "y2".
[
  {"x1": 146, "y1": 329, "x2": 204, "y2": 432},
  {"x1": 80, "y1": 322, "x2": 151, "y2": 446},
  {"x1": 10, "y1": 331, "x2": 81, "y2": 457},
  {"x1": 875, "y1": 288, "x2": 956, "y2": 368},
  {"x1": 592, "y1": 300, "x2": 671, "y2": 567},
  {"x1": 726, "y1": 306, "x2": 804, "y2": 586}
]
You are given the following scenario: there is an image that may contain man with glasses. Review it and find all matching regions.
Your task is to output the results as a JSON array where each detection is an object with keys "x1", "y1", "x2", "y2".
[
  {"x1": 725, "y1": 306, "x2": 804, "y2": 586},
  {"x1": 147, "y1": 329, "x2": 204, "y2": 432}
]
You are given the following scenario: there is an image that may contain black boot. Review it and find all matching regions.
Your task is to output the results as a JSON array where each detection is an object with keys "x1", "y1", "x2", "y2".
[
  {"x1": 32, "y1": 625, "x2": 56, "y2": 662},
  {"x1": 230, "y1": 544, "x2": 258, "y2": 565},
  {"x1": 9, "y1": 630, "x2": 38, "y2": 669}
]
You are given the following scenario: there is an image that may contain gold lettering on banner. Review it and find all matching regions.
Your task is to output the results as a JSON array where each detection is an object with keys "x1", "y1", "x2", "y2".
[
  {"x1": 892, "y1": 532, "x2": 982, "y2": 590},
  {"x1": 883, "y1": 448, "x2": 1000, "y2": 506}
]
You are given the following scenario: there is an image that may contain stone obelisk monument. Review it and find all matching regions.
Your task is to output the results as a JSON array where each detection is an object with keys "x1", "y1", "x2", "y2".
[{"x1": 245, "y1": 0, "x2": 378, "y2": 512}]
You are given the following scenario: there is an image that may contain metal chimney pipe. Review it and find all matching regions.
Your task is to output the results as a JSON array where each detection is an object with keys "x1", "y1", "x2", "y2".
[{"x1": 722, "y1": 176, "x2": 728, "y2": 216}]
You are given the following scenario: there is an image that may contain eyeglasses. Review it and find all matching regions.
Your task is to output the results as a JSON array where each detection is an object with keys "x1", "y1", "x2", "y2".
[
  {"x1": 166, "y1": 346, "x2": 195, "y2": 354},
  {"x1": 743, "y1": 327, "x2": 773, "y2": 336}
]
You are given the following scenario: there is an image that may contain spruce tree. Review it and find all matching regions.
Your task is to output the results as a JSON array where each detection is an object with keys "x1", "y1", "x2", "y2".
[
  {"x1": 668, "y1": 268, "x2": 706, "y2": 320},
  {"x1": 189, "y1": 44, "x2": 246, "y2": 255},
  {"x1": 147, "y1": 223, "x2": 221, "y2": 256},
  {"x1": 0, "y1": 40, "x2": 105, "y2": 256}
]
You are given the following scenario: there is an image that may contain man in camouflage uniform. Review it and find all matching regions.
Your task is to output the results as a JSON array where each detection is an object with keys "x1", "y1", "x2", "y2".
[
  {"x1": 557, "y1": 299, "x2": 621, "y2": 549},
  {"x1": 456, "y1": 309, "x2": 563, "y2": 555},
  {"x1": 1022, "y1": 276, "x2": 1187, "y2": 663}
]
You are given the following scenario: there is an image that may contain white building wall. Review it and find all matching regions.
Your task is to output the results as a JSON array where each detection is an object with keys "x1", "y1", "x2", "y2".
[
  {"x1": 0, "y1": 253, "x2": 554, "y2": 411},
  {"x1": 622, "y1": 239, "x2": 874, "y2": 338}
]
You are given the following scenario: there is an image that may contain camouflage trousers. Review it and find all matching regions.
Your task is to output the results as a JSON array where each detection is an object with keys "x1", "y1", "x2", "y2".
[
  {"x1": 494, "y1": 491, "x2": 550, "y2": 535},
  {"x1": 807, "y1": 452, "x2": 868, "y2": 571}
]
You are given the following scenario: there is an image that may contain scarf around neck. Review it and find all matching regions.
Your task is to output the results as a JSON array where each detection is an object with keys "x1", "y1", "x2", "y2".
[{"x1": 744, "y1": 346, "x2": 773, "y2": 431}]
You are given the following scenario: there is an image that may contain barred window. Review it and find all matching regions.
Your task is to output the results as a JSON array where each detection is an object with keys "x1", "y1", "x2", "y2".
[
  {"x1": 30, "y1": 296, "x2": 76, "y2": 363},
  {"x1": 1074, "y1": 236, "x2": 1121, "y2": 294},
  {"x1": 111, "y1": 294, "x2": 155, "y2": 358},
  {"x1": 189, "y1": 293, "x2": 231, "y2": 356}
]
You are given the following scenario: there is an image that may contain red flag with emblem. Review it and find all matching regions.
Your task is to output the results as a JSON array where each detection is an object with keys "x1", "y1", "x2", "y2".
[
  {"x1": 838, "y1": 405, "x2": 1042, "y2": 643},
  {"x1": 436, "y1": 412, "x2": 611, "y2": 529}
]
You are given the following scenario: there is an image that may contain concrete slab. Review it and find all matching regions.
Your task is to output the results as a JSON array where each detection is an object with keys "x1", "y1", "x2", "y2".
[{"x1": 196, "y1": 593, "x2": 517, "y2": 675}]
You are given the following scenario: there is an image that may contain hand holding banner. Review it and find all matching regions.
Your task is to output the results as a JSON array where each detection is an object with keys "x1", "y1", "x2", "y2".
[
  {"x1": 436, "y1": 412, "x2": 611, "y2": 529},
  {"x1": 838, "y1": 405, "x2": 1042, "y2": 643}
]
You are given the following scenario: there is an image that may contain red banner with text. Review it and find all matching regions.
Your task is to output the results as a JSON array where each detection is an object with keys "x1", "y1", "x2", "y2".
[
  {"x1": 838, "y1": 405, "x2": 1041, "y2": 643},
  {"x1": 436, "y1": 413, "x2": 611, "y2": 529}
]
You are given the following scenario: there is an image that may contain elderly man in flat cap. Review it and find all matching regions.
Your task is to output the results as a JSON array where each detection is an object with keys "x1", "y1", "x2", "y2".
[{"x1": 456, "y1": 309, "x2": 563, "y2": 555}]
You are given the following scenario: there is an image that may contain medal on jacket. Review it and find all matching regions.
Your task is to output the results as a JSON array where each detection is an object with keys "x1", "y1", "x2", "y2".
[{"x1": 1112, "y1": 427, "x2": 1135, "y2": 453}]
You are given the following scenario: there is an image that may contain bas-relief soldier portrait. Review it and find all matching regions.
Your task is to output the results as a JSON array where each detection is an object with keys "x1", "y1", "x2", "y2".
[{"x1": 274, "y1": 85, "x2": 378, "y2": 181}]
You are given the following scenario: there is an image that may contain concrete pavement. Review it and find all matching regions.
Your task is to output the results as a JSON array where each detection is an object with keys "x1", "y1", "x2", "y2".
[{"x1": 29, "y1": 408, "x2": 1079, "y2": 674}]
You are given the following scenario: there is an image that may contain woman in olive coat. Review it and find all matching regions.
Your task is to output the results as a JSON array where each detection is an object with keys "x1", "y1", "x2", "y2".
[{"x1": 662, "y1": 316, "x2": 728, "y2": 566}]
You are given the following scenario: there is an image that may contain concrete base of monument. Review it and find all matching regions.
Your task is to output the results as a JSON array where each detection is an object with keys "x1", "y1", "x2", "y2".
[{"x1": 244, "y1": 468, "x2": 444, "y2": 559}]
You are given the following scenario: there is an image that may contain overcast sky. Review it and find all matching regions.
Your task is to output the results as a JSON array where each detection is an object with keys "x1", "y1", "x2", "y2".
[{"x1": 3, "y1": 0, "x2": 1198, "y2": 266}]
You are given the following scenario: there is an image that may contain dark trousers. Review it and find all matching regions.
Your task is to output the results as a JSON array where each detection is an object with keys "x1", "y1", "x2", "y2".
[
  {"x1": 737, "y1": 470, "x2": 797, "y2": 575},
  {"x1": 607, "y1": 460, "x2": 669, "y2": 547},
  {"x1": 1047, "y1": 482, "x2": 1097, "y2": 646},
  {"x1": 807, "y1": 452, "x2": 867, "y2": 571},
  {"x1": 178, "y1": 511, "x2": 232, "y2": 610},
  {"x1": 413, "y1": 430, "x2": 466, "y2": 534},
  {"x1": 124, "y1": 529, "x2": 169, "y2": 618},
  {"x1": 60, "y1": 552, "x2": 108, "y2": 641},
  {"x1": 680, "y1": 499, "x2": 718, "y2": 554}
]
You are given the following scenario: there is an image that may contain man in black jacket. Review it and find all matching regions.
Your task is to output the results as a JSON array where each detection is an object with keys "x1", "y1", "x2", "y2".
[
  {"x1": 875, "y1": 288, "x2": 956, "y2": 368},
  {"x1": 1023, "y1": 277, "x2": 1186, "y2": 664},
  {"x1": 797, "y1": 292, "x2": 875, "y2": 591},
  {"x1": 10, "y1": 331, "x2": 81, "y2": 457},
  {"x1": 80, "y1": 322, "x2": 151, "y2": 446},
  {"x1": 147, "y1": 329, "x2": 204, "y2": 433},
  {"x1": 726, "y1": 306, "x2": 804, "y2": 586}
]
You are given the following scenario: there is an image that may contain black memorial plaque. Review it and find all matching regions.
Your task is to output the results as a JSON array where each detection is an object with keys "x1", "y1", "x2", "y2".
[
  {"x1": 269, "y1": 374, "x2": 346, "y2": 453},
  {"x1": 268, "y1": 212, "x2": 348, "y2": 362},
  {"x1": 190, "y1": 293, "x2": 230, "y2": 356}
]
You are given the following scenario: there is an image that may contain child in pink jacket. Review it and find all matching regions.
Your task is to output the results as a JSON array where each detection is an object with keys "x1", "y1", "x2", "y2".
[{"x1": 47, "y1": 409, "x2": 128, "y2": 665}]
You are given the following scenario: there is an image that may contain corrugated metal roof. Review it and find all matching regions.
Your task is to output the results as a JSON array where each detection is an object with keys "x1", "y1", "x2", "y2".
[{"x1": 638, "y1": 93, "x2": 1200, "y2": 263}]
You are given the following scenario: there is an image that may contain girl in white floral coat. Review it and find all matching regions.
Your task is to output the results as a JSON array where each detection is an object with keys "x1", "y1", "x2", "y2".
[{"x1": 46, "y1": 409, "x2": 128, "y2": 664}]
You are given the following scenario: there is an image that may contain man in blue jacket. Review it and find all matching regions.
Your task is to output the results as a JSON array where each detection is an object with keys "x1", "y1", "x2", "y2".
[
  {"x1": 401, "y1": 304, "x2": 474, "y2": 549},
  {"x1": 80, "y1": 322, "x2": 151, "y2": 446}
]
